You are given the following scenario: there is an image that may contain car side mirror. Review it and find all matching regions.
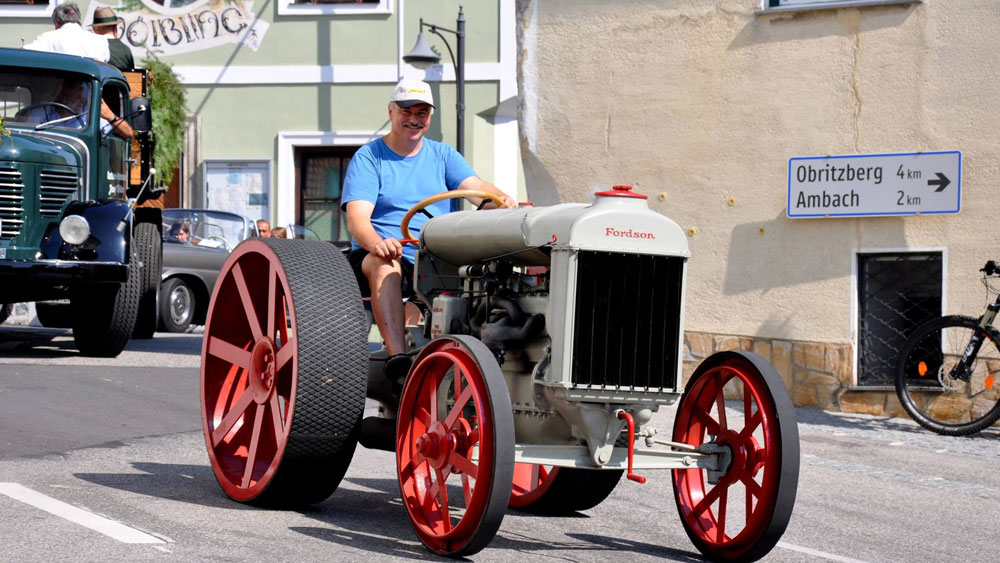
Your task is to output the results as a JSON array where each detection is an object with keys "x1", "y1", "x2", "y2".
[{"x1": 130, "y1": 97, "x2": 152, "y2": 133}]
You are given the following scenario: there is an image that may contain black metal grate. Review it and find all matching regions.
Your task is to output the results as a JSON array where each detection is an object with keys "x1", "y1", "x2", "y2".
[
  {"x1": 858, "y1": 252, "x2": 942, "y2": 386},
  {"x1": 38, "y1": 168, "x2": 79, "y2": 217},
  {"x1": 570, "y1": 251, "x2": 684, "y2": 390}
]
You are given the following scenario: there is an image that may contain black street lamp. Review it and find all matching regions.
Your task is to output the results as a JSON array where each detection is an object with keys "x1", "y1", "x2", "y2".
[{"x1": 403, "y1": 6, "x2": 466, "y2": 155}]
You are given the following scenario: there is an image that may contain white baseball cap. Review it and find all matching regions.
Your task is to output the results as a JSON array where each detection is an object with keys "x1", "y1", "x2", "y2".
[{"x1": 390, "y1": 78, "x2": 435, "y2": 108}]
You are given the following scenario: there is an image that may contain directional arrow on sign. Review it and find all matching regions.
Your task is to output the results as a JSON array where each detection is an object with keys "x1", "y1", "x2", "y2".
[{"x1": 928, "y1": 172, "x2": 951, "y2": 192}]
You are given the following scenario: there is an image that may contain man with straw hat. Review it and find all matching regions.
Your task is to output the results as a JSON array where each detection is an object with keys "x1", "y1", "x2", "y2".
[{"x1": 90, "y1": 7, "x2": 133, "y2": 72}]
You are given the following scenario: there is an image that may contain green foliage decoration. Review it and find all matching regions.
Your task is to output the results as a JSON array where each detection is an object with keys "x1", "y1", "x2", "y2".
[
  {"x1": 141, "y1": 54, "x2": 187, "y2": 188},
  {"x1": 0, "y1": 118, "x2": 10, "y2": 146}
]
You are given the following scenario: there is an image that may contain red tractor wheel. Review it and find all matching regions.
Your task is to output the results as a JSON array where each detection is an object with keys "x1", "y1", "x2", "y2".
[
  {"x1": 396, "y1": 335, "x2": 514, "y2": 557},
  {"x1": 509, "y1": 461, "x2": 623, "y2": 513},
  {"x1": 200, "y1": 239, "x2": 368, "y2": 507},
  {"x1": 672, "y1": 351, "x2": 799, "y2": 562}
]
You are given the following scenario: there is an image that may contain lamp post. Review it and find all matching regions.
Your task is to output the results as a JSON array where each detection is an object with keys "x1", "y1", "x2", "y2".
[{"x1": 402, "y1": 6, "x2": 466, "y2": 155}]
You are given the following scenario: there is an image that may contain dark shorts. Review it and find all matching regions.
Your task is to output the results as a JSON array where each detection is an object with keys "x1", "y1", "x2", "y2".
[{"x1": 347, "y1": 248, "x2": 415, "y2": 299}]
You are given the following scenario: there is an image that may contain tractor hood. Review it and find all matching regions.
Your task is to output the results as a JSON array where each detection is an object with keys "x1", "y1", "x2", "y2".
[{"x1": 419, "y1": 185, "x2": 690, "y2": 266}]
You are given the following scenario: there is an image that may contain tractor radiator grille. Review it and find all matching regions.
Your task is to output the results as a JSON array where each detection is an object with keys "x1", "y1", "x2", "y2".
[
  {"x1": 39, "y1": 168, "x2": 79, "y2": 217},
  {"x1": 0, "y1": 166, "x2": 25, "y2": 239},
  {"x1": 570, "y1": 251, "x2": 684, "y2": 391}
]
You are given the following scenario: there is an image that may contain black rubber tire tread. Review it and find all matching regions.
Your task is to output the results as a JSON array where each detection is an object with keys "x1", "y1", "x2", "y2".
[
  {"x1": 673, "y1": 351, "x2": 800, "y2": 563},
  {"x1": 159, "y1": 277, "x2": 194, "y2": 333},
  {"x1": 35, "y1": 302, "x2": 73, "y2": 328},
  {"x1": 132, "y1": 221, "x2": 161, "y2": 339},
  {"x1": 244, "y1": 238, "x2": 369, "y2": 508},
  {"x1": 895, "y1": 315, "x2": 1000, "y2": 436},
  {"x1": 71, "y1": 243, "x2": 141, "y2": 357}
]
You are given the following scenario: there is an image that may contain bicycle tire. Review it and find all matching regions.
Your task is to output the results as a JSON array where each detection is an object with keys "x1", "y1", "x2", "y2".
[{"x1": 895, "y1": 315, "x2": 1000, "y2": 436}]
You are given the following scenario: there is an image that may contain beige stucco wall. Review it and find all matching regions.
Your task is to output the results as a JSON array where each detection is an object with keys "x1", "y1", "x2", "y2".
[{"x1": 517, "y1": 0, "x2": 1000, "y2": 347}]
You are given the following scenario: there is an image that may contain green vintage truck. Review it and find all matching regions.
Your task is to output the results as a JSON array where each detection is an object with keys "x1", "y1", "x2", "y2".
[{"x1": 0, "y1": 47, "x2": 161, "y2": 357}]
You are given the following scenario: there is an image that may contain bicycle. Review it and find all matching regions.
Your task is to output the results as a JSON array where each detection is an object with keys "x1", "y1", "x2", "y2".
[{"x1": 894, "y1": 260, "x2": 1000, "y2": 436}]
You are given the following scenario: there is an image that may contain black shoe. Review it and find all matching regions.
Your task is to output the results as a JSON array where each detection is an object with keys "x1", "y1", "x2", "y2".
[{"x1": 384, "y1": 353, "x2": 413, "y2": 383}]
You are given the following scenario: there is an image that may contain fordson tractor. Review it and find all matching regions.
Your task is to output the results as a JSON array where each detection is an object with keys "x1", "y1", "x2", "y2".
[
  {"x1": 0, "y1": 48, "x2": 160, "y2": 356},
  {"x1": 199, "y1": 185, "x2": 800, "y2": 561}
]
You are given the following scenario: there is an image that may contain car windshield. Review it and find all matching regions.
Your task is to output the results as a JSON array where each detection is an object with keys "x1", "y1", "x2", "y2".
[
  {"x1": 162, "y1": 209, "x2": 251, "y2": 251},
  {"x1": 0, "y1": 69, "x2": 92, "y2": 131}
]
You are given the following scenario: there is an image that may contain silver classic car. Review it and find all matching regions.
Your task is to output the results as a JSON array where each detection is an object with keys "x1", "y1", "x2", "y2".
[{"x1": 160, "y1": 209, "x2": 258, "y2": 332}]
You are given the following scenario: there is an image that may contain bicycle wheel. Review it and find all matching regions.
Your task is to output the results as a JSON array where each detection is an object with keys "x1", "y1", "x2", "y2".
[{"x1": 895, "y1": 315, "x2": 1000, "y2": 436}]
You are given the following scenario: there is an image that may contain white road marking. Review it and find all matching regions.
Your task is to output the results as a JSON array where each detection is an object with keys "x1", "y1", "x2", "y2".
[
  {"x1": 777, "y1": 541, "x2": 870, "y2": 563},
  {"x1": 0, "y1": 483, "x2": 165, "y2": 544}
]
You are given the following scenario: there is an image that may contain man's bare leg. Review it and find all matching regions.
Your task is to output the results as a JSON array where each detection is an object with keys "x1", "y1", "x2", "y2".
[{"x1": 362, "y1": 254, "x2": 407, "y2": 356}]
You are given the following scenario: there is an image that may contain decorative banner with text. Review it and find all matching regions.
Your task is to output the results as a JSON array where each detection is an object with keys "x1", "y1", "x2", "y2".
[{"x1": 86, "y1": 0, "x2": 270, "y2": 57}]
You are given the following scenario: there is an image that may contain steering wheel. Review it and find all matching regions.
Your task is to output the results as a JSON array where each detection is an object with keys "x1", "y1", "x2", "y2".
[
  {"x1": 204, "y1": 235, "x2": 230, "y2": 250},
  {"x1": 14, "y1": 102, "x2": 78, "y2": 122},
  {"x1": 399, "y1": 189, "x2": 506, "y2": 242}
]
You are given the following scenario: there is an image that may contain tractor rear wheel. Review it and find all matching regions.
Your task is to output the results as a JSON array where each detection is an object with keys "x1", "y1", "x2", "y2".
[
  {"x1": 200, "y1": 238, "x2": 368, "y2": 507},
  {"x1": 672, "y1": 351, "x2": 799, "y2": 562},
  {"x1": 396, "y1": 335, "x2": 514, "y2": 557}
]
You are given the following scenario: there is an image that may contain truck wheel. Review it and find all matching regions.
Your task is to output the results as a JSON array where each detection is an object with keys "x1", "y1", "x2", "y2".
[
  {"x1": 397, "y1": 335, "x2": 515, "y2": 557},
  {"x1": 132, "y1": 221, "x2": 161, "y2": 339},
  {"x1": 71, "y1": 252, "x2": 141, "y2": 358},
  {"x1": 201, "y1": 239, "x2": 368, "y2": 507},
  {"x1": 672, "y1": 351, "x2": 800, "y2": 562},
  {"x1": 160, "y1": 278, "x2": 194, "y2": 333},
  {"x1": 509, "y1": 462, "x2": 623, "y2": 514}
]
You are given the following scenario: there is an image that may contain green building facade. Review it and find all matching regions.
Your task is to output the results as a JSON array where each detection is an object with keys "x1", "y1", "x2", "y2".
[{"x1": 1, "y1": 0, "x2": 522, "y2": 241}]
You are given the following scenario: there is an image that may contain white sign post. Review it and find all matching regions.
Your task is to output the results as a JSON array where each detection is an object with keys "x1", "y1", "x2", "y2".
[{"x1": 786, "y1": 151, "x2": 961, "y2": 218}]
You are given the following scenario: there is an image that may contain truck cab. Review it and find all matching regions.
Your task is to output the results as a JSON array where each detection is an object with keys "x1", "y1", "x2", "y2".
[{"x1": 0, "y1": 47, "x2": 160, "y2": 356}]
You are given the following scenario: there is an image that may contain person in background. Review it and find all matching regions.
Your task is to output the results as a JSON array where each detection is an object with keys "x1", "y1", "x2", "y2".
[
  {"x1": 271, "y1": 226, "x2": 286, "y2": 239},
  {"x1": 342, "y1": 78, "x2": 515, "y2": 380},
  {"x1": 256, "y1": 219, "x2": 271, "y2": 237},
  {"x1": 24, "y1": 3, "x2": 110, "y2": 63},
  {"x1": 167, "y1": 222, "x2": 191, "y2": 244},
  {"x1": 89, "y1": 7, "x2": 133, "y2": 72}
]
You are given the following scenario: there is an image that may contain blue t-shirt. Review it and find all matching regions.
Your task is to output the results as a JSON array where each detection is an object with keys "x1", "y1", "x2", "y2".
[{"x1": 342, "y1": 137, "x2": 476, "y2": 263}]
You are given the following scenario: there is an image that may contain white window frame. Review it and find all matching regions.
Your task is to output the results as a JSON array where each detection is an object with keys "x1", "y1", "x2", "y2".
[
  {"x1": 278, "y1": 0, "x2": 391, "y2": 17},
  {"x1": 0, "y1": 0, "x2": 58, "y2": 19},
  {"x1": 758, "y1": 0, "x2": 920, "y2": 14}
]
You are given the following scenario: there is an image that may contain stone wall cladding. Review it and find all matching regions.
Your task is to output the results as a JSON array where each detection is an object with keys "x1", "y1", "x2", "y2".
[{"x1": 683, "y1": 330, "x2": 902, "y2": 418}]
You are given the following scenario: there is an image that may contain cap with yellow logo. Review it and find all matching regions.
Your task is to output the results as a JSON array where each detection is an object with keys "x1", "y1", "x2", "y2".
[{"x1": 390, "y1": 78, "x2": 436, "y2": 109}]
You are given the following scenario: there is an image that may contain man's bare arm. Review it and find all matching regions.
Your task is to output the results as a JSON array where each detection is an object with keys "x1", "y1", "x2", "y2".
[
  {"x1": 345, "y1": 200, "x2": 403, "y2": 260},
  {"x1": 100, "y1": 100, "x2": 133, "y2": 139},
  {"x1": 457, "y1": 176, "x2": 517, "y2": 209}
]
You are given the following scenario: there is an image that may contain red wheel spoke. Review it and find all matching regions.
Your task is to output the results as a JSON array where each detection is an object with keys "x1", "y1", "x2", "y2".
[
  {"x1": 444, "y1": 385, "x2": 475, "y2": 430},
  {"x1": 717, "y1": 487, "x2": 728, "y2": 542},
  {"x1": 213, "y1": 365, "x2": 247, "y2": 425},
  {"x1": 692, "y1": 481, "x2": 726, "y2": 518},
  {"x1": 468, "y1": 427, "x2": 480, "y2": 445},
  {"x1": 422, "y1": 475, "x2": 442, "y2": 516},
  {"x1": 693, "y1": 407, "x2": 721, "y2": 435},
  {"x1": 415, "y1": 405, "x2": 432, "y2": 428},
  {"x1": 428, "y1": 378, "x2": 439, "y2": 422},
  {"x1": 241, "y1": 404, "x2": 266, "y2": 488},
  {"x1": 211, "y1": 387, "x2": 254, "y2": 446},
  {"x1": 436, "y1": 469, "x2": 452, "y2": 532},
  {"x1": 266, "y1": 262, "x2": 276, "y2": 341},
  {"x1": 714, "y1": 376, "x2": 728, "y2": 431},
  {"x1": 207, "y1": 337, "x2": 252, "y2": 370},
  {"x1": 462, "y1": 474, "x2": 473, "y2": 506},
  {"x1": 269, "y1": 393, "x2": 284, "y2": 442},
  {"x1": 231, "y1": 262, "x2": 263, "y2": 342},
  {"x1": 447, "y1": 450, "x2": 479, "y2": 479},
  {"x1": 276, "y1": 338, "x2": 296, "y2": 371},
  {"x1": 741, "y1": 410, "x2": 763, "y2": 439}
]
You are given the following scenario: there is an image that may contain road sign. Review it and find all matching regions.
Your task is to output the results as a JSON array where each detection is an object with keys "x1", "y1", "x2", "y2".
[{"x1": 786, "y1": 151, "x2": 961, "y2": 218}]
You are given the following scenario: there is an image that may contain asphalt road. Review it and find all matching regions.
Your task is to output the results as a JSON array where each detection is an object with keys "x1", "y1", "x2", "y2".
[{"x1": 1, "y1": 326, "x2": 999, "y2": 562}]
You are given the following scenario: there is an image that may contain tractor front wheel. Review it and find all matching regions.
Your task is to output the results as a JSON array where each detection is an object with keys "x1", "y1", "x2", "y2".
[{"x1": 672, "y1": 351, "x2": 799, "y2": 562}]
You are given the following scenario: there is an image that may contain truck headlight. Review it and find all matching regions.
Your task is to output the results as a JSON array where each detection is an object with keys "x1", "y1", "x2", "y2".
[{"x1": 59, "y1": 215, "x2": 91, "y2": 245}]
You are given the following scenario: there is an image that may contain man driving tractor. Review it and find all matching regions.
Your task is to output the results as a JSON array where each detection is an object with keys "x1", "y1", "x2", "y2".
[{"x1": 342, "y1": 78, "x2": 516, "y2": 380}]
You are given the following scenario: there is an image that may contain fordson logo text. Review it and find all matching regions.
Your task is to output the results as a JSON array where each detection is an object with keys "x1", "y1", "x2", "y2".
[{"x1": 605, "y1": 227, "x2": 655, "y2": 239}]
